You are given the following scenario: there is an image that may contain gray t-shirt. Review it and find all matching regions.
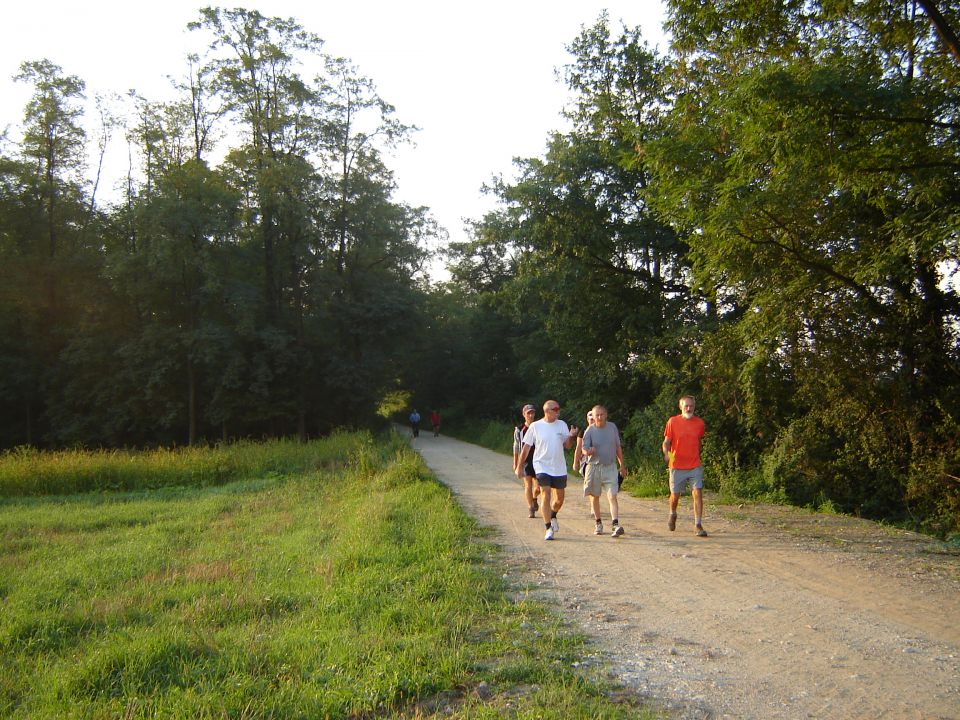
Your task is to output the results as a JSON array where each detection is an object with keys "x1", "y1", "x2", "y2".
[{"x1": 582, "y1": 422, "x2": 621, "y2": 466}]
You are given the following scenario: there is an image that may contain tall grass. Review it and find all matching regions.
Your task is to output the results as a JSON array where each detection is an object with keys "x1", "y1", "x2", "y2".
[
  {"x1": 0, "y1": 432, "x2": 370, "y2": 497},
  {"x1": 0, "y1": 433, "x2": 654, "y2": 719}
]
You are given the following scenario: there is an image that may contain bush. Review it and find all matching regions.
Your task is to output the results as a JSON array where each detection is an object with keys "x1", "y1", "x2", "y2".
[{"x1": 905, "y1": 413, "x2": 960, "y2": 537}]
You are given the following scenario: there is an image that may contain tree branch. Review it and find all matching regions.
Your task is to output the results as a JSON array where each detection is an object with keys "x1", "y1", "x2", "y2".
[
  {"x1": 917, "y1": 0, "x2": 960, "y2": 65},
  {"x1": 747, "y1": 211, "x2": 888, "y2": 318}
]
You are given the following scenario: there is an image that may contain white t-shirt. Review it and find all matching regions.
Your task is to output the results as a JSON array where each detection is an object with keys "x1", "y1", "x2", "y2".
[{"x1": 522, "y1": 418, "x2": 571, "y2": 476}]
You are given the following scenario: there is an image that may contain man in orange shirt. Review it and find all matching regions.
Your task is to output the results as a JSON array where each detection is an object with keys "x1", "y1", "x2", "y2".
[{"x1": 662, "y1": 395, "x2": 708, "y2": 537}]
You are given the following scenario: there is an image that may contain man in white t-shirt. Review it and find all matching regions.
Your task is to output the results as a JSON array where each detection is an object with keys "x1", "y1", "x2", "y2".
[{"x1": 515, "y1": 400, "x2": 578, "y2": 540}]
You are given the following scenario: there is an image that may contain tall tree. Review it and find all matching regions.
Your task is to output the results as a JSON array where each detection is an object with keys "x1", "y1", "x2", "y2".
[
  {"x1": 452, "y1": 17, "x2": 686, "y2": 420},
  {"x1": 190, "y1": 7, "x2": 429, "y2": 436},
  {"x1": 4, "y1": 60, "x2": 92, "y2": 445},
  {"x1": 649, "y1": 0, "x2": 960, "y2": 527},
  {"x1": 14, "y1": 59, "x2": 86, "y2": 260}
]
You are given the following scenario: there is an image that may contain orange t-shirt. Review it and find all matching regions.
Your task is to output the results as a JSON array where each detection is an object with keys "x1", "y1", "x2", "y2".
[{"x1": 664, "y1": 414, "x2": 705, "y2": 470}]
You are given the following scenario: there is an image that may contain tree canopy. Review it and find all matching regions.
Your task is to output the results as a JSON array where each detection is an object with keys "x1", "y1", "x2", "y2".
[
  {"x1": 1, "y1": 2, "x2": 957, "y2": 535},
  {"x1": 0, "y1": 7, "x2": 436, "y2": 448},
  {"x1": 432, "y1": 2, "x2": 960, "y2": 536}
]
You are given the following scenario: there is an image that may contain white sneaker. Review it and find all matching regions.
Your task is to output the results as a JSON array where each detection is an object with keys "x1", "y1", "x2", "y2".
[
  {"x1": 544, "y1": 527, "x2": 555, "y2": 541},
  {"x1": 594, "y1": 521, "x2": 604, "y2": 535},
  {"x1": 612, "y1": 524, "x2": 624, "y2": 537},
  {"x1": 550, "y1": 517, "x2": 559, "y2": 534}
]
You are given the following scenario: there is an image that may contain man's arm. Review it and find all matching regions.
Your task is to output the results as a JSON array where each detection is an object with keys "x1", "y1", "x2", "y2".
[
  {"x1": 582, "y1": 427, "x2": 596, "y2": 458},
  {"x1": 515, "y1": 443, "x2": 531, "y2": 477},
  {"x1": 662, "y1": 435, "x2": 672, "y2": 464}
]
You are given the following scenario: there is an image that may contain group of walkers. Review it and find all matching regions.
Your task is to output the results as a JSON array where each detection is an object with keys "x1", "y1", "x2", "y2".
[
  {"x1": 409, "y1": 409, "x2": 441, "y2": 438},
  {"x1": 512, "y1": 396, "x2": 708, "y2": 541}
]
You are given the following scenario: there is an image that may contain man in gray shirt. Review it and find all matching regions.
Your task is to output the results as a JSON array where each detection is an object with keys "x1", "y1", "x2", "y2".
[{"x1": 582, "y1": 405, "x2": 628, "y2": 537}]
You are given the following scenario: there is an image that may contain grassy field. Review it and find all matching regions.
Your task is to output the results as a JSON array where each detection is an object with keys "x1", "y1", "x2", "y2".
[{"x1": 0, "y1": 432, "x2": 655, "y2": 719}]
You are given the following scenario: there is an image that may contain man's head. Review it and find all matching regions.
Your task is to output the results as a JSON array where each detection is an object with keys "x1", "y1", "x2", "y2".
[
  {"x1": 591, "y1": 405, "x2": 608, "y2": 427},
  {"x1": 542, "y1": 400, "x2": 561, "y2": 423},
  {"x1": 679, "y1": 395, "x2": 696, "y2": 418},
  {"x1": 521, "y1": 404, "x2": 536, "y2": 423},
  {"x1": 590, "y1": 405, "x2": 607, "y2": 427}
]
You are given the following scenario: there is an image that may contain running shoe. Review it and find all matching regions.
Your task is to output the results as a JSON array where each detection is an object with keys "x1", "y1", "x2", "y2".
[
  {"x1": 532, "y1": 499, "x2": 539, "y2": 513},
  {"x1": 696, "y1": 525, "x2": 708, "y2": 537},
  {"x1": 612, "y1": 524, "x2": 624, "y2": 537},
  {"x1": 550, "y1": 517, "x2": 559, "y2": 534},
  {"x1": 545, "y1": 527, "x2": 555, "y2": 541},
  {"x1": 668, "y1": 514, "x2": 677, "y2": 532},
  {"x1": 594, "y1": 521, "x2": 604, "y2": 535},
  {"x1": 528, "y1": 507, "x2": 536, "y2": 518}
]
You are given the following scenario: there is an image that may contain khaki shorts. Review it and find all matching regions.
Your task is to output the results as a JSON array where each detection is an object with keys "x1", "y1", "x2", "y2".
[
  {"x1": 583, "y1": 463, "x2": 619, "y2": 497},
  {"x1": 669, "y1": 465, "x2": 704, "y2": 494}
]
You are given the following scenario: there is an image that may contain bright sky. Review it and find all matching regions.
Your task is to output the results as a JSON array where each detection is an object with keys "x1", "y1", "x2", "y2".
[{"x1": 1, "y1": 1, "x2": 668, "y2": 277}]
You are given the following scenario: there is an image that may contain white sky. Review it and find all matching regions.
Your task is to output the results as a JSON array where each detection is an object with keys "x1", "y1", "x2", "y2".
[{"x1": 1, "y1": 0, "x2": 668, "y2": 277}]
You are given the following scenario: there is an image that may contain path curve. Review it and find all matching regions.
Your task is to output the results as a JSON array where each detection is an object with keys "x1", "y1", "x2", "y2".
[{"x1": 411, "y1": 432, "x2": 960, "y2": 720}]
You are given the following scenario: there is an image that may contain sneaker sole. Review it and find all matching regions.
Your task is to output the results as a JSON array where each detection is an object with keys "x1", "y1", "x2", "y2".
[{"x1": 612, "y1": 527, "x2": 624, "y2": 537}]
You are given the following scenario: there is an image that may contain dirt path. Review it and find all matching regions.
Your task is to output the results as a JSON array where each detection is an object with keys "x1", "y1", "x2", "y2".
[{"x1": 411, "y1": 432, "x2": 960, "y2": 720}]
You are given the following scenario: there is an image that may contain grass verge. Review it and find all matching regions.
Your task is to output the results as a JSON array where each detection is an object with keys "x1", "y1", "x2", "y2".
[{"x1": 0, "y1": 432, "x2": 655, "y2": 719}]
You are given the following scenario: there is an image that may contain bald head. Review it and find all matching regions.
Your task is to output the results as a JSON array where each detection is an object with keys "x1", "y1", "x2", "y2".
[{"x1": 591, "y1": 405, "x2": 608, "y2": 427}]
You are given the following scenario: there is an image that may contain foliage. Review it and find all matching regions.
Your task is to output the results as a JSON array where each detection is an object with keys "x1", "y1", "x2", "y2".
[
  {"x1": 1, "y1": 4, "x2": 959, "y2": 535},
  {"x1": 0, "y1": 9, "x2": 438, "y2": 448},
  {"x1": 413, "y1": 6, "x2": 960, "y2": 535}
]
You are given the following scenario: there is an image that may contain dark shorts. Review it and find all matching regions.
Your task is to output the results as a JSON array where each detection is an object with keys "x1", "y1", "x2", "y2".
[
  {"x1": 522, "y1": 458, "x2": 535, "y2": 478},
  {"x1": 536, "y1": 473, "x2": 568, "y2": 489}
]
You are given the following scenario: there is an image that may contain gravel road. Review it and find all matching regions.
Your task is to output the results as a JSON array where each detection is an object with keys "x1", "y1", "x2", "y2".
[{"x1": 412, "y1": 432, "x2": 960, "y2": 720}]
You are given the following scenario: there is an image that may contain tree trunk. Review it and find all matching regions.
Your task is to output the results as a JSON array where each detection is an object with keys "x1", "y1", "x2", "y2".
[
  {"x1": 187, "y1": 356, "x2": 197, "y2": 446},
  {"x1": 917, "y1": 0, "x2": 960, "y2": 63},
  {"x1": 25, "y1": 395, "x2": 33, "y2": 447}
]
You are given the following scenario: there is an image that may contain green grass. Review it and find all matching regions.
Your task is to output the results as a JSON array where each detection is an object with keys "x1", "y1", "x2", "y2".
[
  {"x1": 0, "y1": 433, "x2": 655, "y2": 719},
  {"x1": 0, "y1": 433, "x2": 370, "y2": 496}
]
